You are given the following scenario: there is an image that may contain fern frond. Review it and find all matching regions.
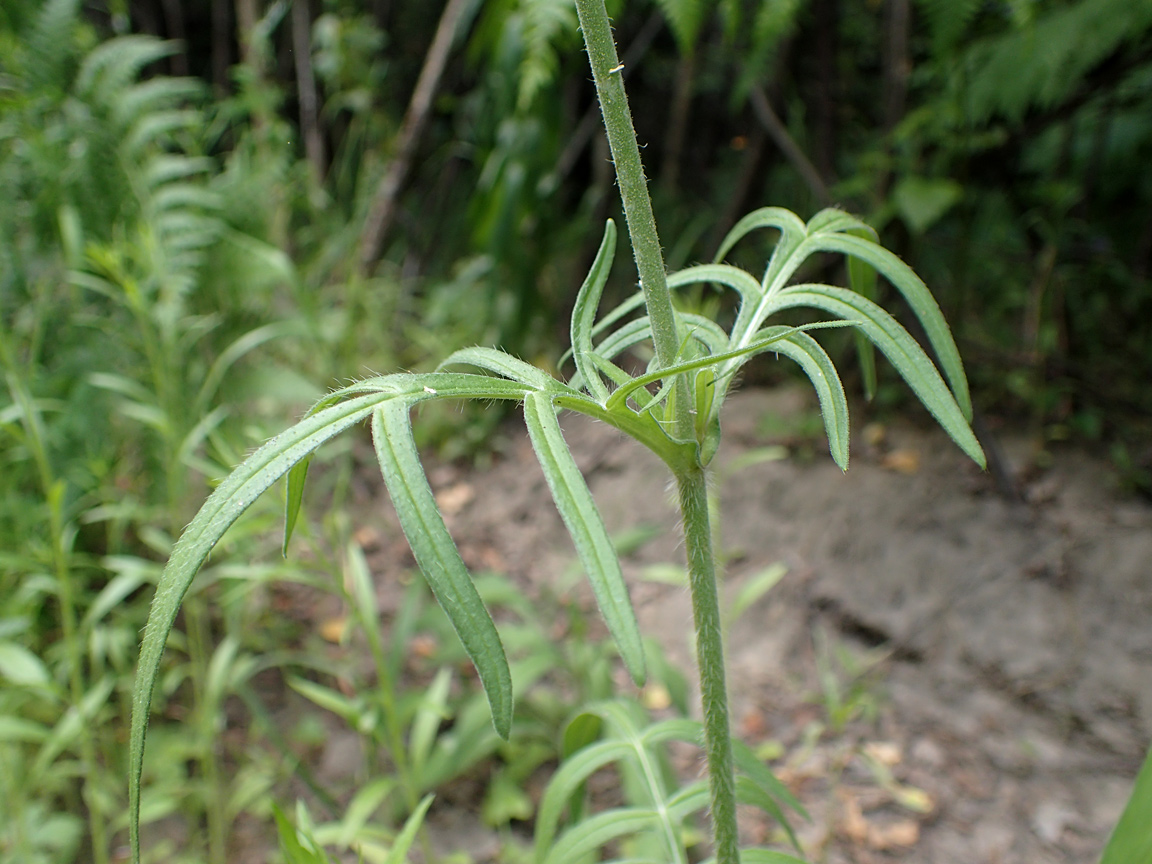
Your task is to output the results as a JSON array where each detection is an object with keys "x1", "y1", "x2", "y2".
[
  {"x1": 913, "y1": 0, "x2": 982, "y2": 52},
  {"x1": 964, "y1": 0, "x2": 1152, "y2": 123},
  {"x1": 25, "y1": 0, "x2": 81, "y2": 92},
  {"x1": 653, "y1": 0, "x2": 712, "y2": 56},
  {"x1": 75, "y1": 35, "x2": 179, "y2": 99},
  {"x1": 518, "y1": 0, "x2": 578, "y2": 110}
]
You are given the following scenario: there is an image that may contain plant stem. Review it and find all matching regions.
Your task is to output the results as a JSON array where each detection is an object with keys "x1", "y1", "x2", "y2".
[
  {"x1": 678, "y1": 469, "x2": 739, "y2": 864},
  {"x1": 574, "y1": 3, "x2": 741, "y2": 859},
  {"x1": 573, "y1": 0, "x2": 680, "y2": 375}
]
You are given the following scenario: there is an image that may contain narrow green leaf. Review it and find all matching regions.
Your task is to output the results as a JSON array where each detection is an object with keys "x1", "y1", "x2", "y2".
[
  {"x1": 337, "y1": 777, "x2": 396, "y2": 847},
  {"x1": 130, "y1": 388, "x2": 403, "y2": 863},
  {"x1": 1100, "y1": 744, "x2": 1152, "y2": 864},
  {"x1": 34, "y1": 676, "x2": 114, "y2": 778},
  {"x1": 384, "y1": 794, "x2": 434, "y2": 864},
  {"x1": 608, "y1": 321, "x2": 856, "y2": 414},
  {"x1": 713, "y1": 206, "x2": 806, "y2": 269},
  {"x1": 571, "y1": 220, "x2": 618, "y2": 404},
  {"x1": 410, "y1": 667, "x2": 452, "y2": 777},
  {"x1": 282, "y1": 454, "x2": 311, "y2": 556},
  {"x1": 535, "y1": 738, "x2": 637, "y2": 859},
  {"x1": 640, "y1": 717, "x2": 704, "y2": 747},
  {"x1": 563, "y1": 712, "x2": 604, "y2": 758},
  {"x1": 732, "y1": 738, "x2": 808, "y2": 820},
  {"x1": 0, "y1": 642, "x2": 52, "y2": 686},
  {"x1": 806, "y1": 231, "x2": 973, "y2": 420},
  {"x1": 665, "y1": 780, "x2": 710, "y2": 821},
  {"x1": 845, "y1": 227, "x2": 879, "y2": 402},
  {"x1": 0, "y1": 716, "x2": 50, "y2": 744},
  {"x1": 371, "y1": 402, "x2": 513, "y2": 739},
  {"x1": 668, "y1": 264, "x2": 762, "y2": 307},
  {"x1": 560, "y1": 712, "x2": 604, "y2": 828},
  {"x1": 272, "y1": 802, "x2": 330, "y2": 864},
  {"x1": 523, "y1": 392, "x2": 645, "y2": 685},
  {"x1": 735, "y1": 775, "x2": 802, "y2": 854},
  {"x1": 542, "y1": 808, "x2": 661, "y2": 864},
  {"x1": 806, "y1": 207, "x2": 871, "y2": 235},
  {"x1": 195, "y1": 320, "x2": 303, "y2": 414},
  {"x1": 287, "y1": 677, "x2": 362, "y2": 725},
  {"x1": 770, "y1": 285, "x2": 985, "y2": 467},
  {"x1": 755, "y1": 329, "x2": 850, "y2": 469},
  {"x1": 438, "y1": 346, "x2": 560, "y2": 391},
  {"x1": 727, "y1": 562, "x2": 788, "y2": 623}
]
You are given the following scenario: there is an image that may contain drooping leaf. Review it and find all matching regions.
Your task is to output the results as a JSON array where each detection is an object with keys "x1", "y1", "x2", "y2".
[
  {"x1": 753, "y1": 329, "x2": 850, "y2": 469},
  {"x1": 523, "y1": 391, "x2": 645, "y2": 684},
  {"x1": 713, "y1": 206, "x2": 807, "y2": 293},
  {"x1": 371, "y1": 402, "x2": 513, "y2": 739},
  {"x1": 439, "y1": 346, "x2": 560, "y2": 390},
  {"x1": 799, "y1": 232, "x2": 974, "y2": 421},
  {"x1": 768, "y1": 285, "x2": 984, "y2": 466},
  {"x1": 130, "y1": 388, "x2": 406, "y2": 861}
]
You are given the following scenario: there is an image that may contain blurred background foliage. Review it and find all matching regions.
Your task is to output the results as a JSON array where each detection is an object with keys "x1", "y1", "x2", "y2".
[{"x1": 1, "y1": 0, "x2": 1150, "y2": 861}]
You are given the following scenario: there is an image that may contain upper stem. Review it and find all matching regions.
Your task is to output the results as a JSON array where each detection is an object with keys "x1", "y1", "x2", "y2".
[{"x1": 574, "y1": 0, "x2": 694, "y2": 440}]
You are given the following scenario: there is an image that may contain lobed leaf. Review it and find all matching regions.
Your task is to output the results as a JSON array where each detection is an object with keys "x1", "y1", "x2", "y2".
[
  {"x1": 371, "y1": 402, "x2": 513, "y2": 739},
  {"x1": 523, "y1": 392, "x2": 646, "y2": 685}
]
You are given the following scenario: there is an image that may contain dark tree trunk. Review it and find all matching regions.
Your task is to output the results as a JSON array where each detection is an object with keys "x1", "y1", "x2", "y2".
[
  {"x1": 292, "y1": 0, "x2": 325, "y2": 177},
  {"x1": 212, "y1": 0, "x2": 232, "y2": 93},
  {"x1": 812, "y1": 0, "x2": 839, "y2": 181}
]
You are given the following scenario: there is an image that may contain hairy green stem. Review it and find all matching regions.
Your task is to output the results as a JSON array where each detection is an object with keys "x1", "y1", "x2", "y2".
[
  {"x1": 678, "y1": 470, "x2": 739, "y2": 864},
  {"x1": 574, "y1": 0, "x2": 689, "y2": 430},
  {"x1": 575, "y1": 2, "x2": 741, "y2": 859}
]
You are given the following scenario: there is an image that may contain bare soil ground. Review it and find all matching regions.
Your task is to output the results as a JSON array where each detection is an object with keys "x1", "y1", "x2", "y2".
[{"x1": 344, "y1": 385, "x2": 1151, "y2": 863}]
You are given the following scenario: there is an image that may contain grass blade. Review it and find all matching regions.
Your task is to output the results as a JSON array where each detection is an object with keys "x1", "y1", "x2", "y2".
[
  {"x1": 384, "y1": 794, "x2": 434, "y2": 864},
  {"x1": 371, "y1": 401, "x2": 513, "y2": 738},
  {"x1": 523, "y1": 391, "x2": 646, "y2": 685}
]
